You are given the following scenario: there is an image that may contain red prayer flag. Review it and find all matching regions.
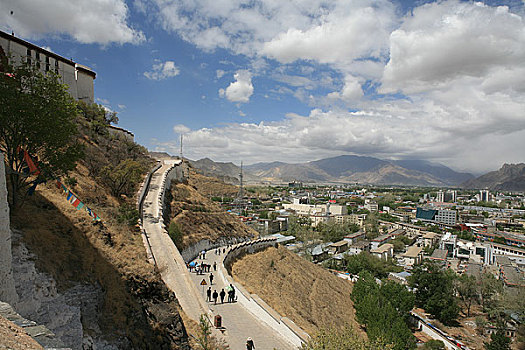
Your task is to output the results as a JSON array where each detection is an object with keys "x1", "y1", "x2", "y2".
[
  {"x1": 72, "y1": 198, "x2": 81, "y2": 208},
  {"x1": 23, "y1": 150, "x2": 40, "y2": 175}
]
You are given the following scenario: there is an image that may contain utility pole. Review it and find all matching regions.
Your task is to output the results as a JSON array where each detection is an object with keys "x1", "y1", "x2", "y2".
[
  {"x1": 179, "y1": 134, "x2": 183, "y2": 161},
  {"x1": 238, "y1": 161, "x2": 244, "y2": 200}
]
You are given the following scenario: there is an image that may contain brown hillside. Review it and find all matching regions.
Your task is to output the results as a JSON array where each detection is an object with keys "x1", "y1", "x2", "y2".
[
  {"x1": 231, "y1": 245, "x2": 361, "y2": 336},
  {"x1": 166, "y1": 174, "x2": 256, "y2": 250},
  {"x1": 188, "y1": 170, "x2": 238, "y2": 198},
  {"x1": 10, "y1": 115, "x2": 190, "y2": 348}
]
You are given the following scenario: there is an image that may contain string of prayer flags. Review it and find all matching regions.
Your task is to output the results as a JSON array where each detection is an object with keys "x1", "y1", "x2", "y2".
[{"x1": 55, "y1": 180, "x2": 101, "y2": 221}]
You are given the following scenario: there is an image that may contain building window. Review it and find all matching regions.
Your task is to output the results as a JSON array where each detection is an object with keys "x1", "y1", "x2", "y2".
[
  {"x1": 55, "y1": 60, "x2": 59, "y2": 74},
  {"x1": 45, "y1": 56, "x2": 50, "y2": 71},
  {"x1": 26, "y1": 48, "x2": 31, "y2": 64}
]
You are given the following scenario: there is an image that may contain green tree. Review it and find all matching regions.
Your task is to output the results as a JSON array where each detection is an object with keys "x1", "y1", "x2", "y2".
[
  {"x1": 344, "y1": 252, "x2": 402, "y2": 279},
  {"x1": 301, "y1": 326, "x2": 394, "y2": 350},
  {"x1": 351, "y1": 272, "x2": 416, "y2": 350},
  {"x1": 77, "y1": 100, "x2": 118, "y2": 134},
  {"x1": 478, "y1": 273, "x2": 503, "y2": 311},
  {"x1": 422, "y1": 340, "x2": 445, "y2": 350},
  {"x1": 484, "y1": 328, "x2": 511, "y2": 350},
  {"x1": 409, "y1": 262, "x2": 459, "y2": 325},
  {"x1": 168, "y1": 221, "x2": 183, "y2": 249},
  {"x1": 0, "y1": 61, "x2": 83, "y2": 205},
  {"x1": 456, "y1": 274, "x2": 478, "y2": 317},
  {"x1": 100, "y1": 159, "x2": 145, "y2": 197}
]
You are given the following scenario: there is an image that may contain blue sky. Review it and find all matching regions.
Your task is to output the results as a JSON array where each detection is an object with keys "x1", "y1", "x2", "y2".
[{"x1": 2, "y1": 0, "x2": 525, "y2": 173}]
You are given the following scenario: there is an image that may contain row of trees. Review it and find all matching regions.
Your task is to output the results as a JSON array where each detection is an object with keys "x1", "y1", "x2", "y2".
[
  {"x1": 409, "y1": 261, "x2": 503, "y2": 325},
  {"x1": 351, "y1": 271, "x2": 416, "y2": 350}
]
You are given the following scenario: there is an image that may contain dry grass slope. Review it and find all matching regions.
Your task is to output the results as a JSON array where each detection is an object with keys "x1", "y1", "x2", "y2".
[
  {"x1": 166, "y1": 171, "x2": 256, "y2": 249},
  {"x1": 231, "y1": 245, "x2": 361, "y2": 336}
]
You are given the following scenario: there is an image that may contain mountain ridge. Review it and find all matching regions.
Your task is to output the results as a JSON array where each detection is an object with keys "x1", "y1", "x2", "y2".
[
  {"x1": 191, "y1": 154, "x2": 474, "y2": 186},
  {"x1": 462, "y1": 163, "x2": 525, "y2": 191}
]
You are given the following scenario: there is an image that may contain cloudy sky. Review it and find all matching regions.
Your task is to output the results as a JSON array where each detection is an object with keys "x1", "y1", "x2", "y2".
[{"x1": 2, "y1": 0, "x2": 525, "y2": 174}]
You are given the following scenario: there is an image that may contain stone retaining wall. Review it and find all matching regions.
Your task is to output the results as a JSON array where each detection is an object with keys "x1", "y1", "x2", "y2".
[
  {"x1": 180, "y1": 237, "x2": 248, "y2": 263},
  {"x1": 223, "y1": 238, "x2": 278, "y2": 275},
  {"x1": 0, "y1": 152, "x2": 18, "y2": 305},
  {"x1": 222, "y1": 238, "x2": 310, "y2": 345}
]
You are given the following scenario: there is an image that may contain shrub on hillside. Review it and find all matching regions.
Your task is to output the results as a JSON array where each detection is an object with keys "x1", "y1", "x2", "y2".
[{"x1": 168, "y1": 221, "x2": 183, "y2": 249}]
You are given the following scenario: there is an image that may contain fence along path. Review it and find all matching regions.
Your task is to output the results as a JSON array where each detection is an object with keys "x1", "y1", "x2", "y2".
[{"x1": 139, "y1": 159, "x2": 296, "y2": 349}]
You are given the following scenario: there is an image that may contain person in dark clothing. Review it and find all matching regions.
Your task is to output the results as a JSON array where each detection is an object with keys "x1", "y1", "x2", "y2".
[
  {"x1": 246, "y1": 337, "x2": 255, "y2": 350},
  {"x1": 213, "y1": 262, "x2": 217, "y2": 271},
  {"x1": 230, "y1": 284, "x2": 236, "y2": 302},
  {"x1": 220, "y1": 289, "x2": 226, "y2": 303},
  {"x1": 209, "y1": 272, "x2": 214, "y2": 285},
  {"x1": 206, "y1": 287, "x2": 211, "y2": 302},
  {"x1": 212, "y1": 290, "x2": 218, "y2": 304}
]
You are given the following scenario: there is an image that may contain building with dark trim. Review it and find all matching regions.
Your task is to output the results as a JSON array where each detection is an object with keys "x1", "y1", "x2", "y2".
[{"x1": 0, "y1": 30, "x2": 95, "y2": 103}]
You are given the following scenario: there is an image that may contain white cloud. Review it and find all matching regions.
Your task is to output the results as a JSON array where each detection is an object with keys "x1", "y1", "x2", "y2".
[
  {"x1": 1, "y1": 0, "x2": 144, "y2": 45},
  {"x1": 219, "y1": 70, "x2": 254, "y2": 103},
  {"x1": 216, "y1": 69, "x2": 225, "y2": 79},
  {"x1": 144, "y1": 61, "x2": 180, "y2": 80},
  {"x1": 381, "y1": 0, "x2": 525, "y2": 94},
  {"x1": 327, "y1": 75, "x2": 364, "y2": 103},
  {"x1": 118, "y1": 104, "x2": 127, "y2": 110},
  {"x1": 262, "y1": 1, "x2": 396, "y2": 66},
  {"x1": 173, "y1": 124, "x2": 191, "y2": 134}
]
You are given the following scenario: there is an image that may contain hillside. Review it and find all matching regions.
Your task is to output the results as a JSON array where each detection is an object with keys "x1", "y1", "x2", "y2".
[
  {"x1": 231, "y1": 245, "x2": 361, "y2": 336},
  {"x1": 164, "y1": 169, "x2": 256, "y2": 250},
  {"x1": 463, "y1": 163, "x2": 525, "y2": 191},
  {"x1": 247, "y1": 155, "x2": 473, "y2": 186},
  {"x1": 189, "y1": 157, "x2": 259, "y2": 184},
  {"x1": 7, "y1": 111, "x2": 190, "y2": 349}
]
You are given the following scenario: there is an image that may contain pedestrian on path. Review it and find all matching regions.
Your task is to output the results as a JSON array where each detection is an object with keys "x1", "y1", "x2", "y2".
[
  {"x1": 246, "y1": 337, "x2": 255, "y2": 350},
  {"x1": 213, "y1": 262, "x2": 217, "y2": 271},
  {"x1": 206, "y1": 287, "x2": 211, "y2": 302},
  {"x1": 209, "y1": 272, "x2": 214, "y2": 285},
  {"x1": 229, "y1": 284, "x2": 236, "y2": 302},
  {"x1": 213, "y1": 290, "x2": 218, "y2": 304},
  {"x1": 220, "y1": 289, "x2": 225, "y2": 303}
]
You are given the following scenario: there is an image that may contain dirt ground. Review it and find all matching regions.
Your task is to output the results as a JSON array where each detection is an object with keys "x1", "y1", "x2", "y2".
[
  {"x1": 231, "y1": 245, "x2": 362, "y2": 336},
  {"x1": 167, "y1": 173, "x2": 256, "y2": 250},
  {"x1": 0, "y1": 315, "x2": 43, "y2": 350}
]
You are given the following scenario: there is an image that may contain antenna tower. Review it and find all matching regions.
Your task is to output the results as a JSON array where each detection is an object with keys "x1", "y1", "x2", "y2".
[
  {"x1": 237, "y1": 161, "x2": 244, "y2": 200},
  {"x1": 179, "y1": 134, "x2": 183, "y2": 160}
]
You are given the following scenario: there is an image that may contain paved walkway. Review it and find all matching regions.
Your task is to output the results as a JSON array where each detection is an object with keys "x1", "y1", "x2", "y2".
[
  {"x1": 141, "y1": 161, "x2": 296, "y2": 350},
  {"x1": 188, "y1": 249, "x2": 296, "y2": 350}
]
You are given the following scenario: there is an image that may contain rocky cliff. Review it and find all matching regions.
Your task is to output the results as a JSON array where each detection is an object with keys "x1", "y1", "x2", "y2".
[{"x1": 462, "y1": 163, "x2": 525, "y2": 191}]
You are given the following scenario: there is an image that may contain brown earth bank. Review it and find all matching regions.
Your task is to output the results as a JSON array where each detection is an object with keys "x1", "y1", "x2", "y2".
[
  {"x1": 0, "y1": 315, "x2": 43, "y2": 350},
  {"x1": 9, "y1": 117, "x2": 191, "y2": 349},
  {"x1": 165, "y1": 171, "x2": 256, "y2": 250},
  {"x1": 231, "y1": 245, "x2": 361, "y2": 336},
  {"x1": 11, "y1": 178, "x2": 190, "y2": 349}
]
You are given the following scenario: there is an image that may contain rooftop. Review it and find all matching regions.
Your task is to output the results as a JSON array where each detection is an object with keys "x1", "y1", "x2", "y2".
[
  {"x1": 402, "y1": 245, "x2": 424, "y2": 258},
  {"x1": 370, "y1": 243, "x2": 394, "y2": 254}
]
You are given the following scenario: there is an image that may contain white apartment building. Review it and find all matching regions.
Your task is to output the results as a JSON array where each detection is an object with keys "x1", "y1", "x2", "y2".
[
  {"x1": 435, "y1": 209, "x2": 457, "y2": 225},
  {"x1": 0, "y1": 30, "x2": 95, "y2": 103}
]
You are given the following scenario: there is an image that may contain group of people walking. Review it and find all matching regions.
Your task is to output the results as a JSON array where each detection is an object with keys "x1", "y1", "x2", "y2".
[
  {"x1": 189, "y1": 248, "x2": 257, "y2": 350},
  {"x1": 206, "y1": 283, "x2": 236, "y2": 304}
]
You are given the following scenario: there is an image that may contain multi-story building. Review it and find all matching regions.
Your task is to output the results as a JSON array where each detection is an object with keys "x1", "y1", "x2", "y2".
[
  {"x1": 0, "y1": 30, "x2": 95, "y2": 103},
  {"x1": 416, "y1": 207, "x2": 457, "y2": 225}
]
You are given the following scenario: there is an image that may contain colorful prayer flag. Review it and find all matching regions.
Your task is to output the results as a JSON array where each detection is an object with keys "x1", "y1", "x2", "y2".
[{"x1": 76, "y1": 202, "x2": 84, "y2": 210}]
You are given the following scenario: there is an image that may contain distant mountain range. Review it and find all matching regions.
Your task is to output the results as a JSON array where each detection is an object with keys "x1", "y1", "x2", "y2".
[
  {"x1": 190, "y1": 155, "x2": 475, "y2": 187},
  {"x1": 462, "y1": 163, "x2": 525, "y2": 191}
]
